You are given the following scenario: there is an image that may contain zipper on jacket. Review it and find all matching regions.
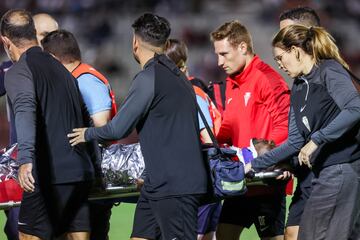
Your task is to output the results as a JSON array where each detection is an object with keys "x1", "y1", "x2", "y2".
[{"x1": 298, "y1": 76, "x2": 309, "y2": 112}]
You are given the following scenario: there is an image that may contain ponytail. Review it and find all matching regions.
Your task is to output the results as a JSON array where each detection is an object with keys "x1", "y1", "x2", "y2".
[
  {"x1": 272, "y1": 25, "x2": 349, "y2": 70},
  {"x1": 311, "y1": 27, "x2": 349, "y2": 69}
]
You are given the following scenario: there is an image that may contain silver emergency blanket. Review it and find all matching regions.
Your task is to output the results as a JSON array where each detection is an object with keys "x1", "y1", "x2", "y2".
[
  {"x1": 101, "y1": 143, "x2": 145, "y2": 187},
  {"x1": 0, "y1": 144, "x2": 19, "y2": 181}
]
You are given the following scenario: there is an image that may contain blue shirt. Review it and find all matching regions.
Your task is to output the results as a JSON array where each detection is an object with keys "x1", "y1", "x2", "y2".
[
  {"x1": 77, "y1": 73, "x2": 112, "y2": 115},
  {"x1": 196, "y1": 95, "x2": 213, "y2": 130}
]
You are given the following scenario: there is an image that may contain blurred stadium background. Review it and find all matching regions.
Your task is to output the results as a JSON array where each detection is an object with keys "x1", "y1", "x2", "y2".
[
  {"x1": 0, "y1": 0, "x2": 359, "y2": 238},
  {"x1": 1, "y1": 0, "x2": 360, "y2": 146}
]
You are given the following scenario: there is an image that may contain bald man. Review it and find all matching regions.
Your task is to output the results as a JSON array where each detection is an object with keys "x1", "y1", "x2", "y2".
[
  {"x1": 1, "y1": 9, "x2": 95, "y2": 240},
  {"x1": 0, "y1": 12, "x2": 59, "y2": 240},
  {"x1": 33, "y1": 13, "x2": 59, "y2": 43}
]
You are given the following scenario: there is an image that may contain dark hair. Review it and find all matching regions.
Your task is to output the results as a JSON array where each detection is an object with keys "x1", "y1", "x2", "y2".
[
  {"x1": 0, "y1": 9, "x2": 37, "y2": 47},
  {"x1": 41, "y1": 29, "x2": 81, "y2": 63},
  {"x1": 164, "y1": 39, "x2": 188, "y2": 68},
  {"x1": 210, "y1": 20, "x2": 253, "y2": 53},
  {"x1": 253, "y1": 138, "x2": 276, "y2": 150},
  {"x1": 272, "y1": 25, "x2": 349, "y2": 69},
  {"x1": 131, "y1": 13, "x2": 171, "y2": 47},
  {"x1": 279, "y1": 6, "x2": 320, "y2": 27}
]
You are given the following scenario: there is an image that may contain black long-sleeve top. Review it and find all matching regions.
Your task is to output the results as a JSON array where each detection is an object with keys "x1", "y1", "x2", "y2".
[
  {"x1": 5, "y1": 46, "x2": 95, "y2": 184},
  {"x1": 252, "y1": 59, "x2": 360, "y2": 172},
  {"x1": 86, "y1": 54, "x2": 209, "y2": 199}
]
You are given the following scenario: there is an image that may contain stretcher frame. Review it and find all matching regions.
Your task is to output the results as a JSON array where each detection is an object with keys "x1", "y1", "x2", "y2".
[{"x1": 0, "y1": 170, "x2": 284, "y2": 210}]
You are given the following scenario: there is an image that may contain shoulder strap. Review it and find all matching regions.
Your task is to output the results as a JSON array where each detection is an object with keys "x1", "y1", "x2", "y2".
[
  {"x1": 72, "y1": 63, "x2": 110, "y2": 86},
  {"x1": 178, "y1": 74, "x2": 222, "y2": 152},
  {"x1": 193, "y1": 86, "x2": 222, "y2": 135},
  {"x1": 156, "y1": 56, "x2": 222, "y2": 151},
  {"x1": 72, "y1": 63, "x2": 118, "y2": 118}
]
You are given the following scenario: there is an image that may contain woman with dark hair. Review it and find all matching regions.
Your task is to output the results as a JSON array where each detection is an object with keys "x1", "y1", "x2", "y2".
[
  {"x1": 165, "y1": 39, "x2": 211, "y2": 94},
  {"x1": 247, "y1": 25, "x2": 360, "y2": 239},
  {"x1": 164, "y1": 38, "x2": 221, "y2": 143}
]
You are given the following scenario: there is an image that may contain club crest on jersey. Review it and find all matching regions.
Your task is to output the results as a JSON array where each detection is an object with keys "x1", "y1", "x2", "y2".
[
  {"x1": 302, "y1": 116, "x2": 311, "y2": 132},
  {"x1": 244, "y1": 92, "x2": 251, "y2": 106}
]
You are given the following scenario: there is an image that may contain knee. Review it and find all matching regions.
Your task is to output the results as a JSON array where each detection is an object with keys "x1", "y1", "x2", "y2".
[
  {"x1": 19, "y1": 232, "x2": 41, "y2": 240},
  {"x1": 67, "y1": 232, "x2": 90, "y2": 240},
  {"x1": 216, "y1": 223, "x2": 242, "y2": 240},
  {"x1": 284, "y1": 226, "x2": 299, "y2": 240}
]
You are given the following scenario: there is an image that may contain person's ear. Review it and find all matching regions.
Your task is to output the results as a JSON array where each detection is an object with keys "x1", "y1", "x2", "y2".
[
  {"x1": 238, "y1": 42, "x2": 247, "y2": 56},
  {"x1": 292, "y1": 46, "x2": 301, "y2": 62},
  {"x1": 164, "y1": 39, "x2": 170, "y2": 51},
  {"x1": 132, "y1": 35, "x2": 136, "y2": 45},
  {"x1": 1, "y1": 36, "x2": 11, "y2": 48},
  {"x1": 296, "y1": 50, "x2": 300, "y2": 61},
  {"x1": 133, "y1": 35, "x2": 139, "y2": 52}
]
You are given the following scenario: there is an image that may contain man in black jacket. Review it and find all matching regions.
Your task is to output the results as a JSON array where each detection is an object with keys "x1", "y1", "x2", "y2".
[
  {"x1": 1, "y1": 9, "x2": 95, "y2": 240},
  {"x1": 0, "y1": 12, "x2": 59, "y2": 240},
  {"x1": 68, "y1": 13, "x2": 209, "y2": 240}
]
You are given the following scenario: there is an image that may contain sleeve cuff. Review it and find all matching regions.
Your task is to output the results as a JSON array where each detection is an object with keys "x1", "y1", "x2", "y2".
[
  {"x1": 251, "y1": 157, "x2": 265, "y2": 171},
  {"x1": 85, "y1": 128, "x2": 93, "y2": 142},
  {"x1": 311, "y1": 132, "x2": 324, "y2": 146},
  {"x1": 18, "y1": 159, "x2": 33, "y2": 165}
]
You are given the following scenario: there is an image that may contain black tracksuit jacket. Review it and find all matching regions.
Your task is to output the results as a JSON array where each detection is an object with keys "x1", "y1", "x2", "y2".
[
  {"x1": 5, "y1": 46, "x2": 95, "y2": 184},
  {"x1": 85, "y1": 54, "x2": 209, "y2": 199},
  {"x1": 252, "y1": 59, "x2": 360, "y2": 173}
]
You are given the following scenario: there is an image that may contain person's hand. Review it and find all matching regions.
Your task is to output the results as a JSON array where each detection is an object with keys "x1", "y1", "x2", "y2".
[
  {"x1": 135, "y1": 178, "x2": 144, "y2": 190},
  {"x1": 276, "y1": 170, "x2": 293, "y2": 180},
  {"x1": 245, "y1": 163, "x2": 252, "y2": 174},
  {"x1": 68, "y1": 128, "x2": 88, "y2": 146},
  {"x1": 18, "y1": 163, "x2": 35, "y2": 192},
  {"x1": 298, "y1": 140, "x2": 318, "y2": 168}
]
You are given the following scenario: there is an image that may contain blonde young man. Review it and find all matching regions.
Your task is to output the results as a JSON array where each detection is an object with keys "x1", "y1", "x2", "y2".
[{"x1": 211, "y1": 21, "x2": 290, "y2": 240}]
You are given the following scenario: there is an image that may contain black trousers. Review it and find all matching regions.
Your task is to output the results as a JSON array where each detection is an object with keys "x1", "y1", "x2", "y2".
[{"x1": 299, "y1": 161, "x2": 360, "y2": 240}]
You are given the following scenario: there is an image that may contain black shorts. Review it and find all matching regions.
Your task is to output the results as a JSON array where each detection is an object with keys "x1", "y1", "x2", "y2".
[
  {"x1": 286, "y1": 177, "x2": 313, "y2": 227},
  {"x1": 18, "y1": 181, "x2": 91, "y2": 240},
  {"x1": 89, "y1": 201, "x2": 113, "y2": 240},
  {"x1": 131, "y1": 194, "x2": 201, "y2": 240},
  {"x1": 219, "y1": 193, "x2": 286, "y2": 238}
]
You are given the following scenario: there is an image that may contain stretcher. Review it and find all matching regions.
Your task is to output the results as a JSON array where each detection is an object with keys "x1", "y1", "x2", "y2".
[
  {"x1": 0, "y1": 185, "x2": 140, "y2": 210},
  {"x1": 246, "y1": 169, "x2": 284, "y2": 185},
  {"x1": 0, "y1": 143, "x2": 144, "y2": 209},
  {"x1": 0, "y1": 170, "x2": 285, "y2": 210},
  {"x1": 0, "y1": 144, "x2": 286, "y2": 210}
]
